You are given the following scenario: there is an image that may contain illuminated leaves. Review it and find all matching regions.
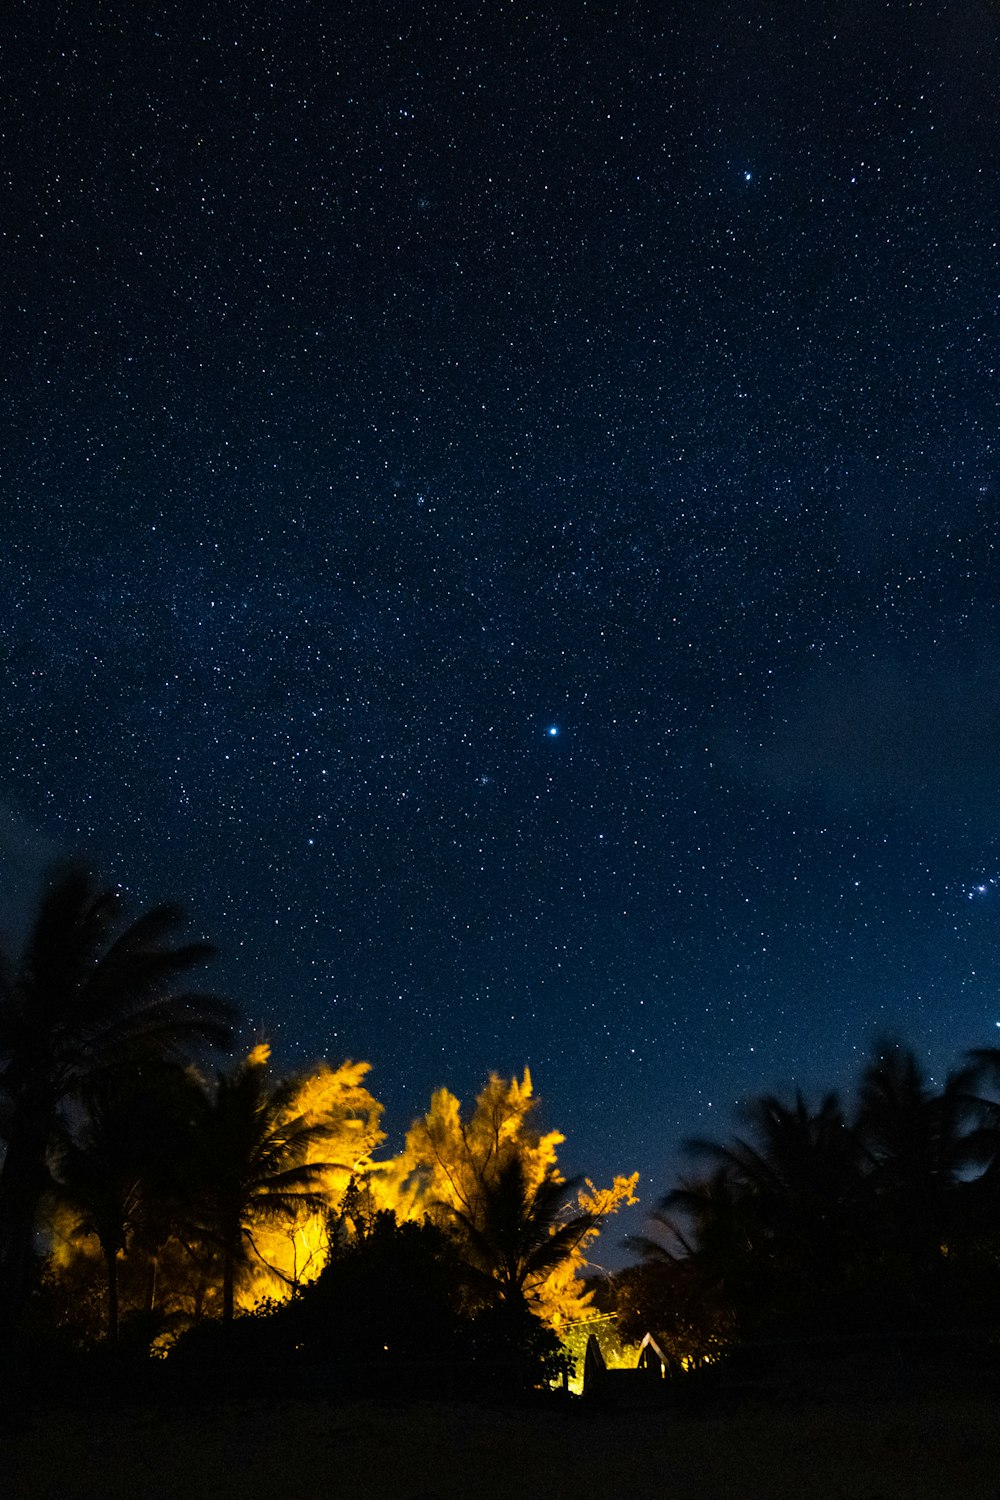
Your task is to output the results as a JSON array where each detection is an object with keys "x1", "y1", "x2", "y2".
[{"x1": 374, "y1": 1070, "x2": 637, "y2": 1328}]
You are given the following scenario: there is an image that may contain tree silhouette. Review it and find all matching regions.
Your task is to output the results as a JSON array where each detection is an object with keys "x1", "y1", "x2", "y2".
[
  {"x1": 288, "y1": 1211, "x2": 470, "y2": 1383},
  {"x1": 185, "y1": 1046, "x2": 345, "y2": 1326},
  {"x1": 442, "y1": 1153, "x2": 597, "y2": 1309},
  {"x1": 48, "y1": 1063, "x2": 203, "y2": 1346},
  {"x1": 386, "y1": 1071, "x2": 636, "y2": 1326},
  {"x1": 689, "y1": 1090, "x2": 864, "y2": 1314},
  {"x1": 0, "y1": 865, "x2": 233, "y2": 1330},
  {"x1": 855, "y1": 1040, "x2": 972, "y2": 1305},
  {"x1": 634, "y1": 1165, "x2": 762, "y2": 1330},
  {"x1": 633, "y1": 1041, "x2": 1000, "y2": 1363},
  {"x1": 636, "y1": 1089, "x2": 874, "y2": 1342}
]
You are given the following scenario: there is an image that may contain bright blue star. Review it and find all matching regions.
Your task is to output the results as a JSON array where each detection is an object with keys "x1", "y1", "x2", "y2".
[
  {"x1": 547, "y1": 725, "x2": 559, "y2": 737},
  {"x1": 744, "y1": 170, "x2": 753, "y2": 182}
]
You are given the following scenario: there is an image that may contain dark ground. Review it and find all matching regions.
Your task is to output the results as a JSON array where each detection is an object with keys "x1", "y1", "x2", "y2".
[{"x1": 5, "y1": 1391, "x2": 1000, "y2": 1499}]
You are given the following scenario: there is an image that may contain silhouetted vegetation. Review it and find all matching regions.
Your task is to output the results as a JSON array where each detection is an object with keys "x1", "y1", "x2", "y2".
[
  {"x1": 6, "y1": 864, "x2": 1000, "y2": 1413},
  {"x1": 0, "y1": 866, "x2": 233, "y2": 1337},
  {"x1": 620, "y1": 1040, "x2": 1000, "y2": 1395},
  {"x1": 0, "y1": 866, "x2": 627, "y2": 1403}
]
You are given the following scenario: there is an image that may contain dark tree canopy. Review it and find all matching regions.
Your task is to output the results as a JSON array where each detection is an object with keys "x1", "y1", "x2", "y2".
[{"x1": 0, "y1": 866, "x2": 233, "y2": 1329}]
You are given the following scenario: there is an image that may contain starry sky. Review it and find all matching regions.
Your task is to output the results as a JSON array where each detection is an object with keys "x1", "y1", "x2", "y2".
[{"x1": 2, "y1": 2, "x2": 999, "y2": 1248}]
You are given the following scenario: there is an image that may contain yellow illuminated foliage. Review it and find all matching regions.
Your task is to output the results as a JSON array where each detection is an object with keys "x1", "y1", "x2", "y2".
[
  {"x1": 383, "y1": 1070, "x2": 562, "y2": 1213},
  {"x1": 535, "y1": 1174, "x2": 640, "y2": 1328},
  {"x1": 235, "y1": 1057, "x2": 386, "y2": 1309},
  {"x1": 43, "y1": 1052, "x2": 387, "y2": 1333},
  {"x1": 41, "y1": 1056, "x2": 633, "y2": 1344},
  {"x1": 375, "y1": 1070, "x2": 638, "y2": 1328}
]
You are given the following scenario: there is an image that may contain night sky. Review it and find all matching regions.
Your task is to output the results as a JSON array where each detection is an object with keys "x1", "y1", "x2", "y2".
[{"x1": 2, "y1": 3, "x2": 999, "y2": 1246}]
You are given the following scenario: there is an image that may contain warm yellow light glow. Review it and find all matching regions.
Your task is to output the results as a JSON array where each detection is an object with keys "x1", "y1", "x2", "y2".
[
  {"x1": 237, "y1": 1058, "x2": 386, "y2": 1309},
  {"x1": 366, "y1": 1071, "x2": 639, "y2": 1329},
  {"x1": 43, "y1": 1059, "x2": 636, "y2": 1347}
]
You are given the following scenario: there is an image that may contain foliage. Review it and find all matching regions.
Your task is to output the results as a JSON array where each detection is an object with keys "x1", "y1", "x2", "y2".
[
  {"x1": 292, "y1": 1208, "x2": 572, "y2": 1395},
  {"x1": 630, "y1": 1038, "x2": 1000, "y2": 1368},
  {"x1": 47, "y1": 1065, "x2": 195, "y2": 1345},
  {"x1": 214, "y1": 1053, "x2": 386, "y2": 1312},
  {"x1": 376, "y1": 1070, "x2": 637, "y2": 1327},
  {"x1": 614, "y1": 1257, "x2": 736, "y2": 1370},
  {"x1": 288, "y1": 1211, "x2": 469, "y2": 1369},
  {"x1": 33, "y1": 1046, "x2": 385, "y2": 1345},
  {"x1": 169, "y1": 1209, "x2": 569, "y2": 1399},
  {"x1": 178, "y1": 1044, "x2": 382, "y2": 1325},
  {"x1": 440, "y1": 1153, "x2": 594, "y2": 1304},
  {"x1": 0, "y1": 865, "x2": 233, "y2": 1329}
]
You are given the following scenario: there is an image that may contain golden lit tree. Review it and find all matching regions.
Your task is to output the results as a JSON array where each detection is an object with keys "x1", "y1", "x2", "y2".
[
  {"x1": 39, "y1": 1049, "x2": 385, "y2": 1342},
  {"x1": 378, "y1": 1070, "x2": 637, "y2": 1327},
  {"x1": 237, "y1": 1056, "x2": 385, "y2": 1303},
  {"x1": 534, "y1": 1173, "x2": 639, "y2": 1329},
  {"x1": 186, "y1": 1044, "x2": 385, "y2": 1324}
]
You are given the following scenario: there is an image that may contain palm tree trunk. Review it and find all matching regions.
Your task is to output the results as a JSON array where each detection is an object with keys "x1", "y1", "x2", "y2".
[
  {"x1": 104, "y1": 1243, "x2": 120, "y2": 1346},
  {"x1": 222, "y1": 1246, "x2": 235, "y2": 1327},
  {"x1": 0, "y1": 1110, "x2": 52, "y2": 1333},
  {"x1": 143, "y1": 1252, "x2": 158, "y2": 1320},
  {"x1": 0, "y1": 1202, "x2": 34, "y2": 1333}
]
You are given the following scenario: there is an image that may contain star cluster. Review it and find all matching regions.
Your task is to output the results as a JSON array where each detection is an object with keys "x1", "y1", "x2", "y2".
[{"x1": 1, "y1": 3, "x2": 998, "y2": 1225}]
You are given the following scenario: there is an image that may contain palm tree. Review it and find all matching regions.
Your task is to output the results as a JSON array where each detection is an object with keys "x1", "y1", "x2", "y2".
[
  {"x1": 48, "y1": 1064, "x2": 201, "y2": 1346},
  {"x1": 642, "y1": 1162, "x2": 794, "y2": 1348},
  {"x1": 441, "y1": 1154, "x2": 597, "y2": 1309},
  {"x1": 50, "y1": 1087, "x2": 145, "y2": 1347},
  {"x1": 855, "y1": 1041, "x2": 972, "y2": 1284},
  {"x1": 634, "y1": 1091, "x2": 867, "y2": 1343},
  {"x1": 186, "y1": 1047, "x2": 343, "y2": 1326},
  {"x1": 955, "y1": 1048, "x2": 1000, "y2": 1224},
  {"x1": 691, "y1": 1090, "x2": 864, "y2": 1301},
  {"x1": 0, "y1": 864, "x2": 234, "y2": 1329}
]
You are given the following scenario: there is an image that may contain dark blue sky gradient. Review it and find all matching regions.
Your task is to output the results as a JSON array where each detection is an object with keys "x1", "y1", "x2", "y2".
[{"x1": 2, "y1": 2, "x2": 999, "y2": 1247}]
